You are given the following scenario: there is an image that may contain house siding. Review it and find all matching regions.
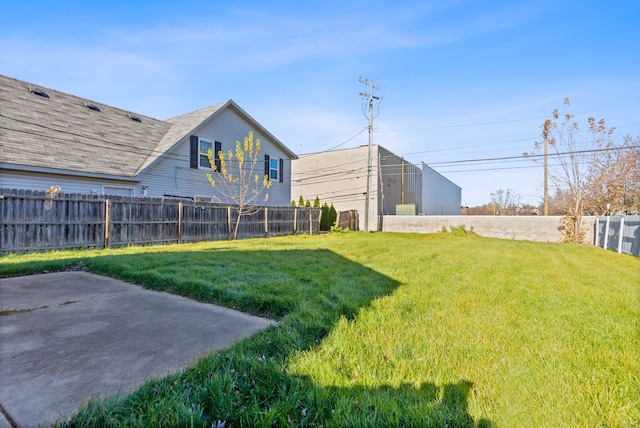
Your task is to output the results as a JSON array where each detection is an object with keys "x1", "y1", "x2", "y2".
[
  {"x1": 141, "y1": 106, "x2": 292, "y2": 205},
  {"x1": 0, "y1": 170, "x2": 140, "y2": 196}
]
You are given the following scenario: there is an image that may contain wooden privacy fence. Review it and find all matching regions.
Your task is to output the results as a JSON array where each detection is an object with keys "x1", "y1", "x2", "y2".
[
  {"x1": 0, "y1": 188, "x2": 321, "y2": 254},
  {"x1": 594, "y1": 215, "x2": 640, "y2": 257},
  {"x1": 336, "y1": 210, "x2": 359, "y2": 230}
]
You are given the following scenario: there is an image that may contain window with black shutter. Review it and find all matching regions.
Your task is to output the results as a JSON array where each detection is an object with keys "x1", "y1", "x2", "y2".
[{"x1": 266, "y1": 156, "x2": 281, "y2": 181}]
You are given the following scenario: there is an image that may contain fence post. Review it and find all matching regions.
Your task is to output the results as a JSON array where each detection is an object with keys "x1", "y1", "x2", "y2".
[
  {"x1": 294, "y1": 207, "x2": 297, "y2": 232},
  {"x1": 264, "y1": 207, "x2": 269, "y2": 237},
  {"x1": 104, "y1": 199, "x2": 110, "y2": 248},
  {"x1": 594, "y1": 217, "x2": 600, "y2": 247},
  {"x1": 178, "y1": 202, "x2": 183, "y2": 245},
  {"x1": 604, "y1": 216, "x2": 611, "y2": 249},
  {"x1": 617, "y1": 216, "x2": 625, "y2": 253},
  {"x1": 227, "y1": 206, "x2": 232, "y2": 240}
]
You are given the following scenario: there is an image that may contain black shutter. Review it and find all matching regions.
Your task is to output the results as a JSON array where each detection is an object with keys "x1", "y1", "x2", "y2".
[
  {"x1": 190, "y1": 136, "x2": 199, "y2": 169},
  {"x1": 279, "y1": 159, "x2": 284, "y2": 183},
  {"x1": 214, "y1": 141, "x2": 222, "y2": 171},
  {"x1": 264, "y1": 155, "x2": 270, "y2": 177}
]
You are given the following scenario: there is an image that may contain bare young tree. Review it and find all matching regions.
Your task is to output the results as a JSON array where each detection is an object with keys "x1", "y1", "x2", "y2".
[
  {"x1": 207, "y1": 131, "x2": 272, "y2": 239},
  {"x1": 525, "y1": 98, "x2": 616, "y2": 241},
  {"x1": 490, "y1": 188, "x2": 521, "y2": 215}
]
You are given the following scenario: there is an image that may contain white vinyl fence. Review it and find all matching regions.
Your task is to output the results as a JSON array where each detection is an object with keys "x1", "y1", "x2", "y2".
[{"x1": 594, "y1": 216, "x2": 640, "y2": 256}]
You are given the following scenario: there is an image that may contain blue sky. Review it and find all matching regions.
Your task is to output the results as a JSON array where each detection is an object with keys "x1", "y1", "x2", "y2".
[{"x1": 2, "y1": 0, "x2": 639, "y2": 206}]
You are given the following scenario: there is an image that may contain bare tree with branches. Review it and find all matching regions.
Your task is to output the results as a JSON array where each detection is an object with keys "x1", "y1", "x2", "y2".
[
  {"x1": 525, "y1": 98, "x2": 616, "y2": 241},
  {"x1": 490, "y1": 188, "x2": 522, "y2": 215}
]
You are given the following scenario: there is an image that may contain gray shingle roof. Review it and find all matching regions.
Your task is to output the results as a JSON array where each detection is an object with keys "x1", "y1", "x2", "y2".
[
  {"x1": 0, "y1": 74, "x2": 171, "y2": 178},
  {"x1": 135, "y1": 102, "x2": 226, "y2": 174},
  {"x1": 0, "y1": 75, "x2": 296, "y2": 180}
]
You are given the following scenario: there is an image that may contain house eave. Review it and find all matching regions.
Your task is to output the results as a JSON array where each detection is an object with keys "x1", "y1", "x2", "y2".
[{"x1": 0, "y1": 163, "x2": 142, "y2": 183}]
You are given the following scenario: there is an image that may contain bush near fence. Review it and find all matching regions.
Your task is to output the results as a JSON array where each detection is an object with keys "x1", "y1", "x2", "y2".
[{"x1": 0, "y1": 188, "x2": 320, "y2": 254}]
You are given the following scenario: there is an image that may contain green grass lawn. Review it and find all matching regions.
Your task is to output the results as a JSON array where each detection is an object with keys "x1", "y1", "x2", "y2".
[{"x1": 1, "y1": 232, "x2": 638, "y2": 427}]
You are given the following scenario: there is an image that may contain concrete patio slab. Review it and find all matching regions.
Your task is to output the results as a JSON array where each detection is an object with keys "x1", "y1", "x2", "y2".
[{"x1": 0, "y1": 271, "x2": 275, "y2": 427}]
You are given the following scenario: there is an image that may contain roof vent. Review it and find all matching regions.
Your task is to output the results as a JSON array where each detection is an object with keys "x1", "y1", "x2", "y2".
[
  {"x1": 128, "y1": 114, "x2": 142, "y2": 123},
  {"x1": 29, "y1": 86, "x2": 49, "y2": 98},
  {"x1": 84, "y1": 102, "x2": 101, "y2": 112}
]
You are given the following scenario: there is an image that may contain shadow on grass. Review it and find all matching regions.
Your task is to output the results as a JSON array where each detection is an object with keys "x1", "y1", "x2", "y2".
[{"x1": 1, "y1": 246, "x2": 493, "y2": 426}]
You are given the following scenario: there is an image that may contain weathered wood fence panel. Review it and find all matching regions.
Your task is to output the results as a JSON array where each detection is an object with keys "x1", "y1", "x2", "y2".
[
  {"x1": 595, "y1": 216, "x2": 640, "y2": 256},
  {"x1": 182, "y1": 204, "x2": 230, "y2": 242},
  {"x1": 0, "y1": 189, "x2": 105, "y2": 252},
  {"x1": 337, "y1": 210, "x2": 359, "y2": 230},
  {"x1": 0, "y1": 188, "x2": 320, "y2": 254}
]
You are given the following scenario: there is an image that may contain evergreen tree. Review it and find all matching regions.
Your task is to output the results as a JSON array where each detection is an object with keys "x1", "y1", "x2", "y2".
[
  {"x1": 320, "y1": 202, "x2": 330, "y2": 230},
  {"x1": 329, "y1": 203, "x2": 338, "y2": 228}
]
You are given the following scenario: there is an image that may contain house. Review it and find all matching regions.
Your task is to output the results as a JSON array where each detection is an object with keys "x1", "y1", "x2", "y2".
[{"x1": 0, "y1": 74, "x2": 297, "y2": 205}]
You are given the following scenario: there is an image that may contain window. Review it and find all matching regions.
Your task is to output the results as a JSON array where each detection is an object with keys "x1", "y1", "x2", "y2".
[
  {"x1": 264, "y1": 154, "x2": 284, "y2": 182},
  {"x1": 198, "y1": 140, "x2": 222, "y2": 170},
  {"x1": 199, "y1": 140, "x2": 212, "y2": 168},
  {"x1": 269, "y1": 157, "x2": 280, "y2": 180}
]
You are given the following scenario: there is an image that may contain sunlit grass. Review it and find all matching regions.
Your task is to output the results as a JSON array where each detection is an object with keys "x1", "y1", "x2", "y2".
[{"x1": 1, "y1": 233, "x2": 638, "y2": 427}]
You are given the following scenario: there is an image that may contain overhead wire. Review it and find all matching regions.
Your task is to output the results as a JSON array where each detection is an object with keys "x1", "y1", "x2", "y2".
[{"x1": 3, "y1": 111, "x2": 638, "y2": 182}]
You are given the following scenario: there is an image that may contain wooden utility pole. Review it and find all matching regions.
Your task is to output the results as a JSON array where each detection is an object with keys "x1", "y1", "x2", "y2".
[
  {"x1": 544, "y1": 137, "x2": 548, "y2": 216},
  {"x1": 359, "y1": 77, "x2": 380, "y2": 233}
]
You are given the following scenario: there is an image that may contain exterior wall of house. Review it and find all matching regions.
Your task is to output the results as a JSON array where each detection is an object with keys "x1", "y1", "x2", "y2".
[
  {"x1": 0, "y1": 170, "x2": 140, "y2": 196},
  {"x1": 421, "y1": 163, "x2": 462, "y2": 215},
  {"x1": 140, "y1": 105, "x2": 292, "y2": 205}
]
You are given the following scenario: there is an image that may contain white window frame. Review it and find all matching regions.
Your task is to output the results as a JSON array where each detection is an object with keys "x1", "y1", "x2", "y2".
[
  {"x1": 269, "y1": 156, "x2": 280, "y2": 181},
  {"x1": 199, "y1": 139, "x2": 213, "y2": 169}
]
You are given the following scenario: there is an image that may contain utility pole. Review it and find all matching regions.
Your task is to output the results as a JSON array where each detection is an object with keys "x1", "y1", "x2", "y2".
[
  {"x1": 359, "y1": 77, "x2": 379, "y2": 233},
  {"x1": 543, "y1": 136, "x2": 548, "y2": 216}
]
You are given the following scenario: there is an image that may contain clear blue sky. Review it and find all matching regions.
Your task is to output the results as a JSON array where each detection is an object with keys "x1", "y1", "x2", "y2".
[{"x1": 2, "y1": 1, "x2": 639, "y2": 206}]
